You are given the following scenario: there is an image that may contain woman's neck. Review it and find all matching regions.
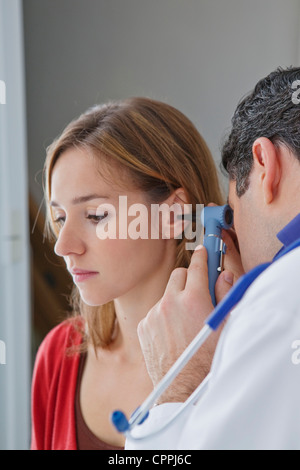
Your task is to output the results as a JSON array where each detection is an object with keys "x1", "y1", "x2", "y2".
[{"x1": 112, "y1": 247, "x2": 176, "y2": 362}]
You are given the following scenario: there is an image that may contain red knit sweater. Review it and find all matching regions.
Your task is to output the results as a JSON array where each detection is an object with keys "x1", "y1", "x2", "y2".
[{"x1": 31, "y1": 320, "x2": 82, "y2": 450}]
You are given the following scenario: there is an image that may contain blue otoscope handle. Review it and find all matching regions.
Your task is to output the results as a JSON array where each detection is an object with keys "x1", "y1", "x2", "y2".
[{"x1": 201, "y1": 205, "x2": 233, "y2": 306}]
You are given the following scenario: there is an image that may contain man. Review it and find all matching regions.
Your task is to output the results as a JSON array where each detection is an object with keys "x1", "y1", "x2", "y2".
[{"x1": 125, "y1": 67, "x2": 300, "y2": 450}]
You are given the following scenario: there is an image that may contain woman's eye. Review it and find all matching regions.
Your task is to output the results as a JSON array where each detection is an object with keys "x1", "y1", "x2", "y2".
[
  {"x1": 87, "y1": 211, "x2": 108, "y2": 223},
  {"x1": 53, "y1": 216, "x2": 65, "y2": 227},
  {"x1": 53, "y1": 212, "x2": 108, "y2": 227}
]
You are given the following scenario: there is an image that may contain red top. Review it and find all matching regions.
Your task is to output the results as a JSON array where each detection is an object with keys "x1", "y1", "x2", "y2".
[{"x1": 31, "y1": 320, "x2": 82, "y2": 450}]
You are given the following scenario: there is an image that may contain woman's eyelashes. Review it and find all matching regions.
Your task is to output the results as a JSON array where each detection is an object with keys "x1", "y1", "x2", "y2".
[
  {"x1": 86, "y1": 212, "x2": 109, "y2": 224},
  {"x1": 53, "y1": 215, "x2": 65, "y2": 227},
  {"x1": 53, "y1": 211, "x2": 109, "y2": 227}
]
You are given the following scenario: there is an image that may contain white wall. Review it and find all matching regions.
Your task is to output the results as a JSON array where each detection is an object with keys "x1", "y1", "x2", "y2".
[
  {"x1": 0, "y1": 0, "x2": 31, "y2": 450},
  {"x1": 23, "y1": 0, "x2": 300, "y2": 204}
]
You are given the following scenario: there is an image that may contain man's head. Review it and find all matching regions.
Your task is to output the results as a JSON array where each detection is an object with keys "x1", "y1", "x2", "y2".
[{"x1": 222, "y1": 67, "x2": 300, "y2": 271}]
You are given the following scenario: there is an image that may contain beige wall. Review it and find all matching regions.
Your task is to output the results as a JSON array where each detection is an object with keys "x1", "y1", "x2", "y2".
[{"x1": 23, "y1": 0, "x2": 300, "y2": 204}]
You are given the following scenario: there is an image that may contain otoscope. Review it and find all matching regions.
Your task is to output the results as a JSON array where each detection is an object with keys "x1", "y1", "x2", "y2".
[{"x1": 201, "y1": 205, "x2": 234, "y2": 305}]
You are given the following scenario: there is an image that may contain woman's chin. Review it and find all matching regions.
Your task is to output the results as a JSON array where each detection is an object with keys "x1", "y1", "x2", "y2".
[{"x1": 79, "y1": 291, "x2": 111, "y2": 307}]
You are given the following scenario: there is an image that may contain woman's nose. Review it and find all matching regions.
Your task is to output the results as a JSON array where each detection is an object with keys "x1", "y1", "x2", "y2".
[{"x1": 54, "y1": 221, "x2": 85, "y2": 257}]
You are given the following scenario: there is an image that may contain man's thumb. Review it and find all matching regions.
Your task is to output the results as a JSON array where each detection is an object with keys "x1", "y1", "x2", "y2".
[{"x1": 215, "y1": 270, "x2": 234, "y2": 304}]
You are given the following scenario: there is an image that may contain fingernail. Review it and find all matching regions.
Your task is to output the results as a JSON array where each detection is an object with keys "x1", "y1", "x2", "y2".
[
  {"x1": 224, "y1": 271, "x2": 234, "y2": 285},
  {"x1": 194, "y1": 244, "x2": 203, "y2": 251}
]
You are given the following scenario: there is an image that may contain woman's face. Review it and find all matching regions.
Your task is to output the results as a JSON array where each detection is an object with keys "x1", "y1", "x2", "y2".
[{"x1": 50, "y1": 147, "x2": 175, "y2": 306}]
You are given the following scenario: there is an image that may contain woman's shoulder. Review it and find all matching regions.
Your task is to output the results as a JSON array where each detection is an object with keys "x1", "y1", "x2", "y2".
[{"x1": 33, "y1": 317, "x2": 84, "y2": 377}]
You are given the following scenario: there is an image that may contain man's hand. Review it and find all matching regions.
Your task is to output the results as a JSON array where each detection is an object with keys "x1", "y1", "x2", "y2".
[
  {"x1": 138, "y1": 231, "x2": 244, "y2": 404},
  {"x1": 137, "y1": 246, "x2": 219, "y2": 403},
  {"x1": 215, "y1": 228, "x2": 245, "y2": 301}
]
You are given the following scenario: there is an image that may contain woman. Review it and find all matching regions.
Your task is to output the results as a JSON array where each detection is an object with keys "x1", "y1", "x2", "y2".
[{"x1": 31, "y1": 97, "x2": 224, "y2": 450}]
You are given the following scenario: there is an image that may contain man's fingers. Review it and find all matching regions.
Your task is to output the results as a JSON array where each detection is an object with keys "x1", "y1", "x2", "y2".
[
  {"x1": 185, "y1": 245, "x2": 209, "y2": 293},
  {"x1": 222, "y1": 228, "x2": 239, "y2": 254},
  {"x1": 215, "y1": 270, "x2": 234, "y2": 304},
  {"x1": 221, "y1": 229, "x2": 245, "y2": 281},
  {"x1": 165, "y1": 245, "x2": 208, "y2": 296},
  {"x1": 164, "y1": 266, "x2": 187, "y2": 294}
]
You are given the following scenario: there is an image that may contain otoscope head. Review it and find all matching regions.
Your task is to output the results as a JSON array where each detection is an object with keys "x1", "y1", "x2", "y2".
[{"x1": 201, "y1": 204, "x2": 233, "y2": 231}]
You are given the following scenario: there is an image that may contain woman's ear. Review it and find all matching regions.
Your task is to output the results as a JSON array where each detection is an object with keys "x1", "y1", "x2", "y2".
[{"x1": 160, "y1": 188, "x2": 191, "y2": 240}]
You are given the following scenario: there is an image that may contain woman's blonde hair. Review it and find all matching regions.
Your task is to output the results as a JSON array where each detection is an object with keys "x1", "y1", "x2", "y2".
[{"x1": 43, "y1": 97, "x2": 224, "y2": 350}]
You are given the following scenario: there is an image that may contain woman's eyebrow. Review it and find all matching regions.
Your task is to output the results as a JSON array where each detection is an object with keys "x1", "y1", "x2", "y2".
[{"x1": 50, "y1": 194, "x2": 109, "y2": 207}]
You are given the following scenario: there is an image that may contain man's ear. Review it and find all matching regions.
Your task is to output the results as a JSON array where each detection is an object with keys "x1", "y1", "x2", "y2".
[
  {"x1": 161, "y1": 188, "x2": 190, "y2": 239},
  {"x1": 252, "y1": 137, "x2": 281, "y2": 204}
]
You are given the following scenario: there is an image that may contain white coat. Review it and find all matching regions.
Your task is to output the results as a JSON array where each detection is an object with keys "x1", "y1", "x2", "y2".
[{"x1": 126, "y1": 246, "x2": 300, "y2": 450}]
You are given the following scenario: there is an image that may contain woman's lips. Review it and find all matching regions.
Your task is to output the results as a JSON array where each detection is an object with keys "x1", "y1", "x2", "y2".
[{"x1": 70, "y1": 269, "x2": 99, "y2": 283}]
